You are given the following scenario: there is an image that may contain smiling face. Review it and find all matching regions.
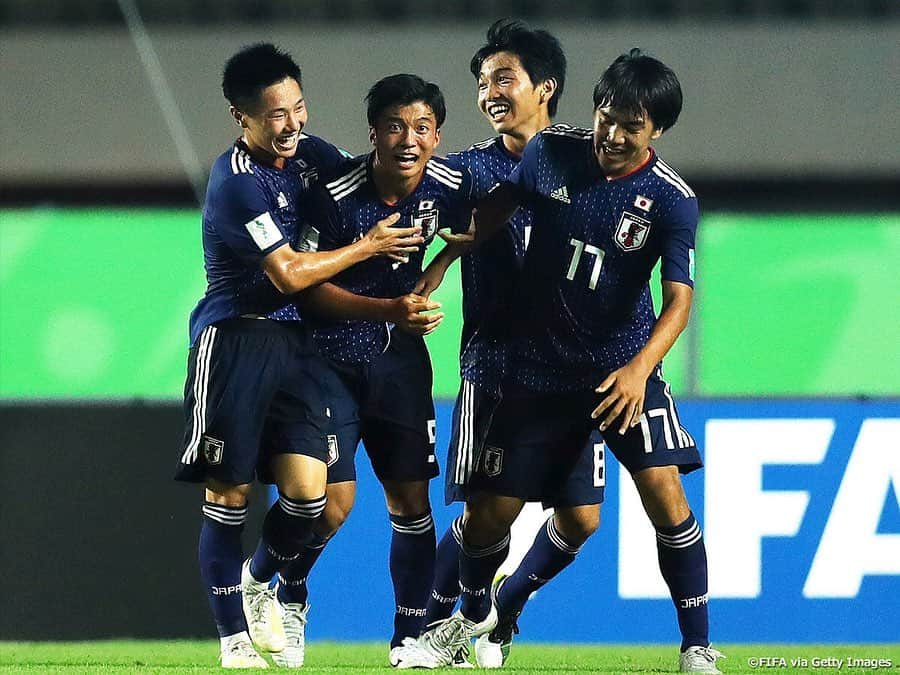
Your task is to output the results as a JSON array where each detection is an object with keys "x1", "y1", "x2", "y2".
[
  {"x1": 477, "y1": 51, "x2": 550, "y2": 140},
  {"x1": 592, "y1": 104, "x2": 662, "y2": 178},
  {"x1": 232, "y1": 77, "x2": 306, "y2": 168},
  {"x1": 370, "y1": 101, "x2": 441, "y2": 181}
]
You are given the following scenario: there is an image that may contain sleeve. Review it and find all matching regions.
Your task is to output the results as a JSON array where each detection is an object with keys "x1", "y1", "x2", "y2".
[
  {"x1": 307, "y1": 187, "x2": 350, "y2": 252},
  {"x1": 506, "y1": 132, "x2": 546, "y2": 202},
  {"x1": 659, "y1": 197, "x2": 699, "y2": 287},
  {"x1": 212, "y1": 174, "x2": 287, "y2": 263},
  {"x1": 443, "y1": 159, "x2": 476, "y2": 233},
  {"x1": 315, "y1": 137, "x2": 354, "y2": 172}
]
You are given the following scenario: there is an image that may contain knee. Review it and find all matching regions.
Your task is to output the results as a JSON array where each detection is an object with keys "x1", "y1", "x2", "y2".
[
  {"x1": 462, "y1": 496, "x2": 522, "y2": 544},
  {"x1": 554, "y1": 506, "x2": 601, "y2": 547},
  {"x1": 632, "y1": 466, "x2": 691, "y2": 528},
  {"x1": 383, "y1": 480, "x2": 431, "y2": 518},
  {"x1": 205, "y1": 481, "x2": 251, "y2": 508},
  {"x1": 317, "y1": 486, "x2": 355, "y2": 536}
]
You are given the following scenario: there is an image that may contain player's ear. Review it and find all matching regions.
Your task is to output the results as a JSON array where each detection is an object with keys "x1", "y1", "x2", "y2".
[
  {"x1": 650, "y1": 126, "x2": 663, "y2": 140},
  {"x1": 230, "y1": 106, "x2": 247, "y2": 128},
  {"x1": 434, "y1": 128, "x2": 441, "y2": 148},
  {"x1": 369, "y1": 127, "x2": 376, "y2": 146},
  {"x1": 539, "y1": 78, "x2": 557, "y2": 105}
]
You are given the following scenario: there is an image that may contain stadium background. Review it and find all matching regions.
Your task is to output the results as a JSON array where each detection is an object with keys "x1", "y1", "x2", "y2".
[{"x1": 1, "y1": 0, "x2": 898, "y2": 650}]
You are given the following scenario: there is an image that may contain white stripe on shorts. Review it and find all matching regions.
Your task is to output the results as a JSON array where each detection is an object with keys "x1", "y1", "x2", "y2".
[{"x1": 181, "y1": 325, "x2": 217, "y2": 465}]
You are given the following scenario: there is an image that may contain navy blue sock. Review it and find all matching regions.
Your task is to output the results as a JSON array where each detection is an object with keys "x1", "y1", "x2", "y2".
[
  {"x1": 656, "y1": 512, "x2": 710, "y2": 651},
  {"x1": 389, "y1": 511, "x2": 436, "y2": 647},
  {"x1": 198, "y1": 501, "x2": 248, "y2": 637},
  {"x1": 458, "y1": 532, "x2": 510, "y2": 623},
  {"x1": 424, "y1": 516, "x2": 463, "y2": 624},
  {"x1": 249, "y1": 493, "x2": 326, "y2": 582},
  {"x1": 497, "y1": 516, "x2": 580, "y2": 615},
  {"x1": 276, "y1": 532, "x2": 331, "y2": 605}
]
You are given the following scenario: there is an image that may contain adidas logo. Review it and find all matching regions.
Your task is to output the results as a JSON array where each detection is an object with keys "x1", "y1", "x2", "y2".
[
  {"x1": 550, "y1": 185, "x2": 571, "y2": 204},
  {"x1": 277, "y1": 191, "x2": 289, "y2": 208}
]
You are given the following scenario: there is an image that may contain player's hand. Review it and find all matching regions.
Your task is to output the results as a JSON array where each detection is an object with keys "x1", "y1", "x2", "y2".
[
  {"x1": 364, "y1": 213, "x2": 423, "y2": 261},
  {"x1": 391, "y1": 293, "x2": 444, "y2": 336},
  {"x1": 413, "y1": 261, "x2": 448, "y2": 298},
  {"x1": 591, "y1": 362, "x2": 649, "y2": 435},
  {"x1": 437, "y1": 214, "x2": 476, "y2": 245}
]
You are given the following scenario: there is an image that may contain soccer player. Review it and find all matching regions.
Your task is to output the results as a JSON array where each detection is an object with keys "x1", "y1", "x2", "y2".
[
  {"x1": 407, "y1": 19, "x2": 604, "y2": 668},
  {"x1": 174, "y1": 44, "x2": 422, "y2": 669},
  {"x1": 405, "y1": 49, "x2": 725, "y2": 674},
  {"x1": 266, "y1": 74, "x2": 473, "y2": 668}
]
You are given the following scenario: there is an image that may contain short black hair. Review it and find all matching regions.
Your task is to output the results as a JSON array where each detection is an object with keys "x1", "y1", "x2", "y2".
[
  {"x1": 365, "y1": 74, "x2": 446, "y2": 128},
  {"x1": 592, "y1": 48, "x2": 682, "y2": 132},
  {"x1": 469, "y1": 18, "x2": 567, "y2": 117},
  {"x1": 222, "y1": 43, "x2": 302, "y2": 113}
]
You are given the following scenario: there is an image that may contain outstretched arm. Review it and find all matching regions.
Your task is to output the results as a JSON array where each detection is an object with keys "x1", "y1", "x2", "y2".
[
  {"x1": 591, "y1": 281, "x2": 693, "y2": 434},
  {"x1": 262, "y1": 213, "x2": 422, "y2": 294},
  {"x1": 299, "y1": 283, "x2": 444, "y2": 336}
]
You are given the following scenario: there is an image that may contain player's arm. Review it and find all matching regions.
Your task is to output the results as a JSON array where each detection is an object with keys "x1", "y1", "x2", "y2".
[
  {"x1": 299, "y1": 283, "x2": 444, "y2": 336},
  {"x1": 438, "y1": 184, "x2": 520, "y2": 247},
  {"x1": 591, "y1": 282, "x2": 692, "y2": 434},
  {"x1": 413, "y1": 240, "x2": 468, "y2": 298},
  {"x1": 262, "y1": 212, "x2": 422, "y2": 294},
  {"x1": 592, "y1": 197, "x2": 699, "y2": 434}
]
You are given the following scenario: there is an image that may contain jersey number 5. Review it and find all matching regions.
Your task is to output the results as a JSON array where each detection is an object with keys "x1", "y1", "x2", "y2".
[{"x1": 566, "y1": 238, "x2": 605, "y2": 290}]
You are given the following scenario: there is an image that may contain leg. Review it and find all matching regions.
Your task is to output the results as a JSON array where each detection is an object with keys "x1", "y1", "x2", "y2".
[
  {"x1": 271, "y1": 480, "x2": 355, "y2": 669},
  {"x1": 201, "y1": 480, "x2": 268, "y2": 668},
  {"x1": 424, "y1": 511, "x2": 466, "y2": 625},
  {"x1": 633, "y1": 466, "x2": 719, "y2": 672},
  {"x1": 383, "y1": 479, "x2": 436, "y2": 647},
  {"x1": 457, "y1": 492, "x2": 523, "y2": 621},
  {"x1": 495, "y1": 504, "x2": 601, "y2": 616},
  {"x1": 277, "y1": 481, "x2": 356, "y2": 606},
  {"x1": 242, "y1": 454, "x2": 328, "y2": 654},
  {"x1": 247, "y1": 454, "x2": 328, "y2": 582}
]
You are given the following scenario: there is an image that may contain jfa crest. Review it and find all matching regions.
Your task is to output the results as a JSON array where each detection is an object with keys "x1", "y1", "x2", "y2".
[
  {"x1": 326, "y1": 435, "x2": 339, "y2": 467},
  {"x1": 483, "y1": 445, "x2": 504, "y2": 477},
  {"x1": 615, "y1": 212, "x2": 651, "y2": 252},
  {"x1": 202, "y1": 437, "x2": 224, "y2": 465},
  {"x1": 413, "y1": 200, "x2": 439, "y2": 241}
]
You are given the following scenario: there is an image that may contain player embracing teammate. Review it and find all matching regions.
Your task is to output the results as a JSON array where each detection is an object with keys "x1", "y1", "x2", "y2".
[
  {"x1": 396, "y1": 22, "x2": 725, "y2": 675},
  {"x1": 177, "y1": 27, "x2": 724, "y2": 675}
]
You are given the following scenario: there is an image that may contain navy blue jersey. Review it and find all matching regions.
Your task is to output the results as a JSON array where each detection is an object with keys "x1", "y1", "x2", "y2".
[
  {"x1": 507, "y1": 124, "x2": 698, "y2": 392},
  {"x1": 187, "y1": 134, "x2": 345, "y2": 345},
  {"x1": 301, "y1": 153, "x2": 473, "y2": 364},
  {"x1": 448, "y1": 137, "x2": 531, "y2": 392}
]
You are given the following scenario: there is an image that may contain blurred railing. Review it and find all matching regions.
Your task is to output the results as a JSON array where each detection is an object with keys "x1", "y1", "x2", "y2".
[{"x1": 1, "y1": 0, "x2": 897, "y2": 24}]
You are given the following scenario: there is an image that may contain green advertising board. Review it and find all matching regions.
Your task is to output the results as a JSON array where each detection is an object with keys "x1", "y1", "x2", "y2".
[{"x1": 1, "y1": 209, "x2": 897, "y2": 399}]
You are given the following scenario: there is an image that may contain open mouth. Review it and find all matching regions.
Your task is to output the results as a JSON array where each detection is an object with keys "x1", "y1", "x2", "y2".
[
  {"x1": 600, "y1": 144, "x2": 626, "y2": 158},
  {"x1": 487, "y1": 102, "x2": 511, "y2": 121},
  {"x1": 394, "y1": 152, "x2": 419, "y2": 169},
  {"x1": 274, "y1": 132, "x2": 299, "y2": 153}
]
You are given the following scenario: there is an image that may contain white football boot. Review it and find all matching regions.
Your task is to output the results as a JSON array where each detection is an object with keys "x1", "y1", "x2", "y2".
[
  {"x1": 271, "y1": 600, "x2": 309, "y2": 668},
  {"x1": 474, "y1": 576, "x2": 519, "y2": 668},
  {"x1": 680, "y1": 645, "x2": 725, "y2": 673},
  {"x1": 392, "y1": 606, "x2": 497, "y2": 669},
  {"x1": 220, "y1": 632, "x2": 269, "y2": 669},
  {"x1": 240, "y1": 559, "x2": 286, "y2": 653}
]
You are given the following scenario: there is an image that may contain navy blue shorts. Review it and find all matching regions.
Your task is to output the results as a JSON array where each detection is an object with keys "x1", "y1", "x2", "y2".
[
  {"x1": 174, "y1": 319, "x2": 335, "y2": 485},
  {"x1": 324, "y1": 329, "x2": 438, "y2": 484},
  {"x1": 465, "y1": 368, "x2": 701, "y2": 502},
  {"x1": 444, "y1": 379, "x2": 606, "y2": 507}
]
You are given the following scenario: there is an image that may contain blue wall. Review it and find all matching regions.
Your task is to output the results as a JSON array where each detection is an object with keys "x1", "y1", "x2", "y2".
[{"x1": 295, "y1": 399, "x2": 900, "y2": 644}]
